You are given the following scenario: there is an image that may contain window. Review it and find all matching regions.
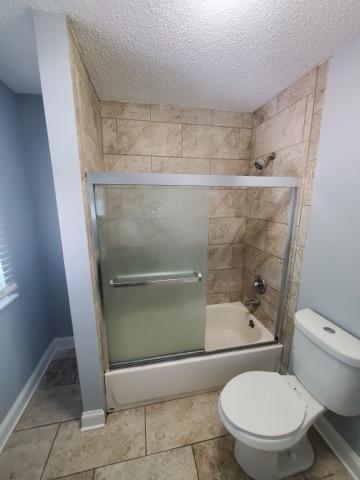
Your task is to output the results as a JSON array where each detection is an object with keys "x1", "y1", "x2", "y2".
[{"x1": 0, "y1": 216, "x2": 18, "y2": 309}]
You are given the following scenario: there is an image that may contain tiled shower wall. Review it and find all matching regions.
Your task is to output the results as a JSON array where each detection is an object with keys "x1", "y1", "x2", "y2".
[
  {"x1": 71, "y1": 19, "x2": 327, "y2": 360},
  {"x1": 246, "y1": 63, "x2": 328, "y2": 366},
  {"x1": 101, "y1": 103, "x2": 253, "y2": 302},
  {"x1": 67, "y1": 23, "x2": 105, "y2": 362}
]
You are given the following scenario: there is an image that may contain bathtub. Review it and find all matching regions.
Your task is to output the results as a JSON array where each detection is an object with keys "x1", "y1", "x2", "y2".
[
  {"x1": 205, "y1": 302, "x2": 274, "y2": 351},
  {"x1": 105, "y1": 301, "x2": 282, "y2": 411}
]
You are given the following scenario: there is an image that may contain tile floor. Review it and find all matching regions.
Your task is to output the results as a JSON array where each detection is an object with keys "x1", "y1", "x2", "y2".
[{"x1": 0, "y1": 348, "x2": 352, "y2": 480}]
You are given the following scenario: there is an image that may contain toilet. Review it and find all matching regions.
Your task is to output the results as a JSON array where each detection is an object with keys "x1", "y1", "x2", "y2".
[{"x1": 218, "y1": 308, "x2": 360, "y2": 479}]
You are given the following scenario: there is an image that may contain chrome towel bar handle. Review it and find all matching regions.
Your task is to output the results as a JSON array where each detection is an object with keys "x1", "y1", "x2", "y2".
[{"x1": 110, "y1": 271, "x2": 202, "y2": 288}]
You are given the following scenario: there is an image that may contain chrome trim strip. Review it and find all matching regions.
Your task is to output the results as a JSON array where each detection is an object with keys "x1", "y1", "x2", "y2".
[{"x1": 87, "y1": 172, "x2": 301, "y2": 188}]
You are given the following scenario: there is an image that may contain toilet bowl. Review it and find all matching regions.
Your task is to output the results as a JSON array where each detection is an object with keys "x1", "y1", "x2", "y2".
[
  {"x1": 218, "y1": 309, "x2": 360, "y2": 480},
  {"x1": 218, "y1": 372, "x2": 324, "y2": 479}
]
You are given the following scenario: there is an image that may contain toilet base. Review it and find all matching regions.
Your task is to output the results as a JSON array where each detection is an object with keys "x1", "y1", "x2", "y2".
[{"x1": 234, "y1": 433, "x2": 314, "y2": 480}]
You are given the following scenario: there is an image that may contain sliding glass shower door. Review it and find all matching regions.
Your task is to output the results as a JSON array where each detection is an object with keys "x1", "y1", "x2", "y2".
[{"x1": 94, "y1": 184, "x2": 209, "y2": 365}]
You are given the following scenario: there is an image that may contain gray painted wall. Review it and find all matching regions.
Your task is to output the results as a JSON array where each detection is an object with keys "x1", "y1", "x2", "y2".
[
  {"x1": 35, "y1": 12, "x2": 105, "y2": 417},
  {"x1": 299, "y1": 37, "x2": 360, "y2": 455},
  {"x1": 16, "y1": 94, "x2": 72, "y2": 337},
  {"x1": 0, "y1": 80, "x2": 71, "y2": 423}
]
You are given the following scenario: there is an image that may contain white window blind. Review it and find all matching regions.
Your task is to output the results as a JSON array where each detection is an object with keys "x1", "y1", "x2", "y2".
[{"x1": 0, "y1": 217, "x2": 17, "y2": 299}]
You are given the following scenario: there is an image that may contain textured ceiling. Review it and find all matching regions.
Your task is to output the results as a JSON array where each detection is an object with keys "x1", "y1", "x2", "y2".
[{"x1": 1, "y1": 1, "x2": 360, "y2": 111}]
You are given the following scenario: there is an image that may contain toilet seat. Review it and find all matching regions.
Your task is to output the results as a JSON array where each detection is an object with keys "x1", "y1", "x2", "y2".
[{"x1": 220, "y1": 371, "x2": 306, "y2": 439}]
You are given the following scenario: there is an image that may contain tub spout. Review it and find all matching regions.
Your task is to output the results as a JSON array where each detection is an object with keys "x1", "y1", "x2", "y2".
[{"x1": 245, "y1": 297, "x2": 260, "y2": 307}]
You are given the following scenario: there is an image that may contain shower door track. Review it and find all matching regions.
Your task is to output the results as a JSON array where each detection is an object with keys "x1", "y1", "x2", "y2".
[
  {"x1": 109, "y1": 340, "x2": 279, "y2": 370},
  {"x1": 87, "y1": 172, "x2": 300, "y2": 372}
]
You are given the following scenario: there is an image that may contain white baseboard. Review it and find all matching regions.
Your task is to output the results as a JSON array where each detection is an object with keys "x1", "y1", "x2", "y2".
[
  {"x1": 0, "y1": 336, "x2": 74, "y2": 453},
  {"x1": 81, "y1": 409, "x2": 106, "y2": 431},
  {"x1": 315, "y1": 416, "x2": 360, "y2": 480}
]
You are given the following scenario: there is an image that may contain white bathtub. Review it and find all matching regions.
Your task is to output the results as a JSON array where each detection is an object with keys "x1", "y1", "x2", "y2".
[
  {"x1": 205, "y1": 302, "x2": 274, "y2": 351},
  {"x1": 105, "y1": 301, "x2": 282, "y2": 411}
]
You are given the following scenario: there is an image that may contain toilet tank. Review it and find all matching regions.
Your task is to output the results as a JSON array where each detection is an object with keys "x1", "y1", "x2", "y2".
[{"x1": 292, "y1": 309, "x2": 360, "y2": 416}]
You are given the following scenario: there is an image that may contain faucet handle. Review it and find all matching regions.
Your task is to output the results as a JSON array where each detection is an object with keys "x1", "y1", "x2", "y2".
[{"x1": 253, "y1": 275, "x2": 266, "y2": 294}]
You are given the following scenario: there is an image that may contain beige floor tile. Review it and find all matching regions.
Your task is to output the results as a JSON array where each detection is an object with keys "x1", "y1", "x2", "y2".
[
  {"x1": 16, "y1": 385, "x2": 82, "y2": 430},
  {"x1": 193, "y1": 435, "x2": 250, "y2": 480},
  {"x1": 94, "y1": 446, "x2": 197, "y2": 480},
  {"x1": 43, "y1": 408, "x2": 145, "y2": 479},
  {"x1": 38, "y1": 357, "x2": 78, "y2": 389},
  {"x1": 146, "y1": 392, "x2": 226, "y2": 454},
  {"x1": 0, "y1": 424, "x2": 58, "y2": 480},
  {"x1": 289, "y1": 429, "x2": 352, "y2": 479},
  {"x1": 52, "y1": 471, "x2": 94, "y2": 480}
]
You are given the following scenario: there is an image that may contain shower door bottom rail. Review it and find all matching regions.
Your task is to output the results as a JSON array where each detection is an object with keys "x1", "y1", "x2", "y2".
[{"x1": 110, "y1": 271, "x2": 202, "y2": 288}]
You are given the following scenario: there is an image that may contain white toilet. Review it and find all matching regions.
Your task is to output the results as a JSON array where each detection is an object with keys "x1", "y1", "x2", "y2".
[{"x1": 218, "y1": 308, "x2": 360, "y2": 479}]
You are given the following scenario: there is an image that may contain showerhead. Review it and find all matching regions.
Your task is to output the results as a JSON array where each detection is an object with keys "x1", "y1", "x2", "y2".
[{"x1": 254, "y1": 152, "x2": 276, "y2": 171}]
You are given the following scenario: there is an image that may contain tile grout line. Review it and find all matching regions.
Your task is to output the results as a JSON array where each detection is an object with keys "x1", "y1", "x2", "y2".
[
  {"x1": 144, "y1": 406, "x2": 147, "y2": 456},
  {"x1": 191, "y1": 444, "x2": 200, "y2": 480},
  {"x1": 40, "y1": 423, "x2": 60, "y2": 480},
  {"x1": 51, "y1": 434, "x2": 230, "y2": 479}
]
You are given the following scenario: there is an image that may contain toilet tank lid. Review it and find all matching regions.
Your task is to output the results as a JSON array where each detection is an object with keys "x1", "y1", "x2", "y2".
[{"x1": 295, "y1": 309, "x2": 360, "y2": 368}]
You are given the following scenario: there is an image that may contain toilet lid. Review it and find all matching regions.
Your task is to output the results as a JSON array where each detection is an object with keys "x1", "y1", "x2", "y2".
[{"x1": 220, "y1": 372, "x2": 306, "y2": 439}]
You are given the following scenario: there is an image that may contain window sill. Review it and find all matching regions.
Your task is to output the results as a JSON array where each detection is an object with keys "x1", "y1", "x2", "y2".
[{"x1": 0, "y1": 293, "x2": 19, "y2": 313}]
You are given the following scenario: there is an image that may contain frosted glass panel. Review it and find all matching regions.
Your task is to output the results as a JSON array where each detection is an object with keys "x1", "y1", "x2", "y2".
[{"x1": 95, "y1": 185, "x2": 209, "y2": 364}]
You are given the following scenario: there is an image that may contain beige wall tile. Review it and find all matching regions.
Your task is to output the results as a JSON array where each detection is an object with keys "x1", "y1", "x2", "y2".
[
  {"x1": 150, "y1": 104, "x2": 212, "y2": 124},
  {"x1": 243, "y1": 218, "x2": 267, "y2": 250},
  {"x1": 116, "y1": 119, "x2": 182, "y2": 156},
  {"x1": 254, "y1": 97, "x2": 307, "y2": 157},
  {"x1": 210, "y1": 189, "x2": 247, "y2": 217},
  {"x1": 293, "y1": 246, "x2": 305, "y2": 284},
  {"x1": 232, "y1": 244, "x2": 244, "y2": 268},
  {"x1": 247, "y1": 188, "x2": 291, "y2": 224},
  {"x1": 310, "y1": 109, "x2": 322, "y2": 146},
  {"x1": 152, "y1": 156, "x2": 210, "y2": 174},
  {"x1": 80, "y1": 128, "x2": 103, "y2": 171},
  {"x1": 316, "y1": 61, "x2": 329, "y2": 96},
  {"x1": 298, "y1": 206, "x2": 311, "y2": 246},
  {"x1": 101, "y1": 101, "x2": 150, "y2": 120},
  {"x1": 287, "y1": 281, "x2": 300, "y2": 320},
  {"x1": 239, "y1": 128, "x2": 252, "y2": 159},
  {"x1": 207, "y1": 293, "x2": 231, "y2": 305},
  {"x1": 229, "y1": 291, "x2": 242, "y2": 302},
  {"x1": 271, "y1": 142, "x2": 308, "y2": 177},
  {"x1": 212, "y1": 110, "x2": 253, "y2": 128},
  {"x1": 208, "y1": 244, "x2": 233, "y2": 269},
  {"x1": 209, "y1": 217, "x2": 245, "y2": 244},
  {"x1": 303, "y1": 161, "x2": 316, "y2": 205},
  {"x1": 105, "y1": 155, "x2": 151, "y2": 172},
  {"x1": 253, "y1": 97, "x2": 278, "y2": 127},
  {"x1": 183, "y1": 125, "x2": 239, "y2": 159},
  {"x1": 102, "y1": 118, "x2": 118, "y2": 153},
  {"x1": 308, "y1": 138, "x2": 319, "y2": 162},
  {"x1": 277, "y1": 68, "x2": 317, "y2": 111},
  {"x1": 244, "y1": 245, "x2": 283, "y2": 291},
  {"x1": 210, "y1": 159, "x2": 249, "y2": 175},
  {"x1": 207, "y1": 269, "x2": 242, "y2": 294},
  {"x1": 265, "y1": 222, "x2": 288, "y2": 259},
  {"x1": 303, "y1": 93, "x2": 315, "y2": 141}
]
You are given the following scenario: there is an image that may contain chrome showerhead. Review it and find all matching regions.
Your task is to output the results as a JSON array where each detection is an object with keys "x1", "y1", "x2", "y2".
[{"x1": 254, "y1": 152, "x2": 276, "y2": 170}]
